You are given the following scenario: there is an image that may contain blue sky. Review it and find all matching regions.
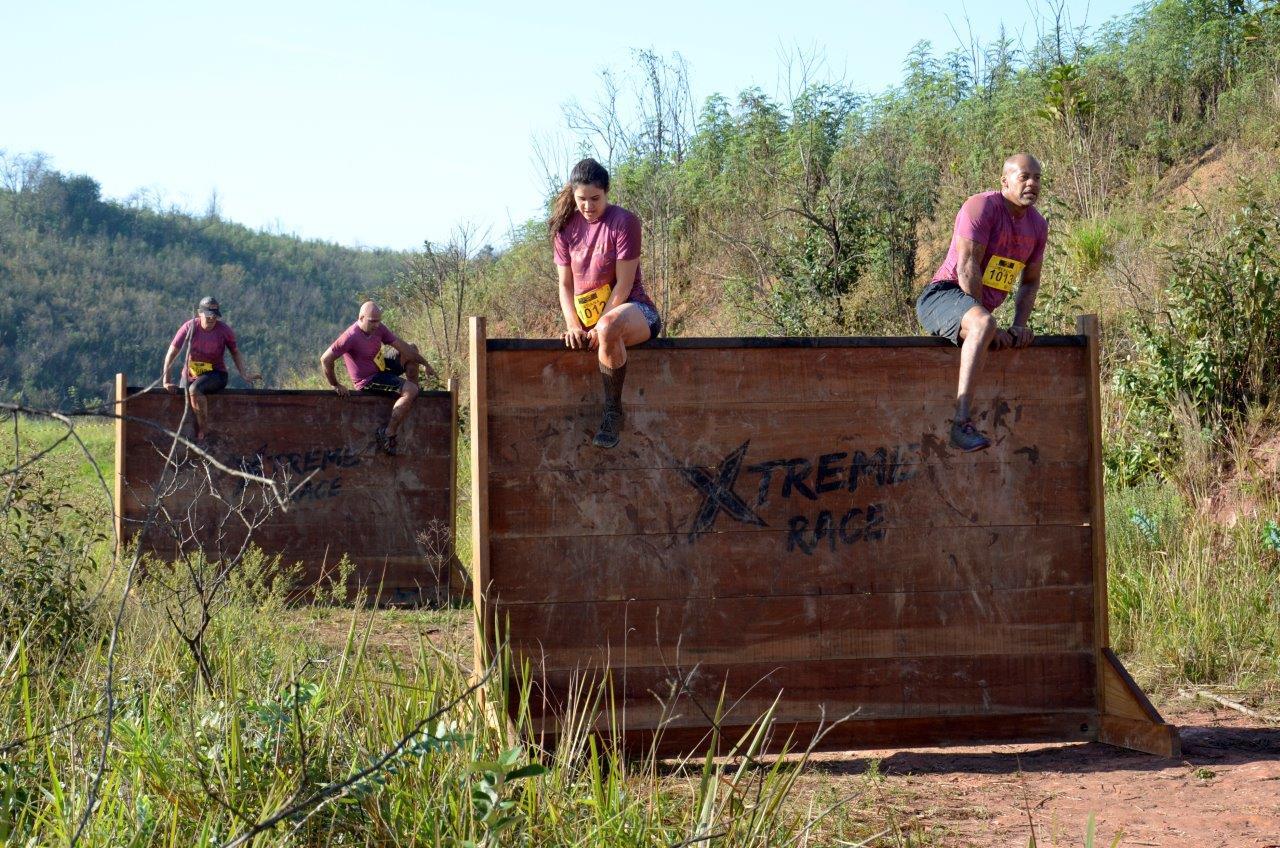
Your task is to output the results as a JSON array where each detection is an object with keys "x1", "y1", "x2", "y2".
[{"x1": 2, "y1": 0, "x2": 1139, "y2": 250}]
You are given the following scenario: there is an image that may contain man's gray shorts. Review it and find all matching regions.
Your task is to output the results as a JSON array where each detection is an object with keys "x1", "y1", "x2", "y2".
[{"x1": 917, "y1": 281, "x2": 981, "y2": 344}]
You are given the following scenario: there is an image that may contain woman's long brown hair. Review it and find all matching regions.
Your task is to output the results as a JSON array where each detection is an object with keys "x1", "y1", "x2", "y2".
[{"x1": 548, "y1": 158, "x2": 610, "y2": 239}]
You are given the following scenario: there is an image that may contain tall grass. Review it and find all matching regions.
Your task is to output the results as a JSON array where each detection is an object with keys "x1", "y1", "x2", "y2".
[
  {"x1": 1107, "y1": 481, "x2": 1280, "y2": 688},
  {"x1": 1, "y1": 569, "x2": 885, "y2": 845}
]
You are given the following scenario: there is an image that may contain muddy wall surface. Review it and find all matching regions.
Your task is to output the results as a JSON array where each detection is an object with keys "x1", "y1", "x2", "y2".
[
  {"x1": 117, "y1": 383, "x2": 456, "y2": 604},
  {"x1": 470, "y1": 328, "x2": 1113, "y2": 754}
]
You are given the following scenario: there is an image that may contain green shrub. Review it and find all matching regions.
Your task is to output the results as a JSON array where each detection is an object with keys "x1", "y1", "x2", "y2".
[
  {"x1": 1112, "y1": 203, "x2": 1280, "y2": 477},
  {"x1": 0, "y1": 460, "x2": 104, "y2": 653},
  {"x1": 1063, "y1": 218, "x2": 1113, "y2": 278}
]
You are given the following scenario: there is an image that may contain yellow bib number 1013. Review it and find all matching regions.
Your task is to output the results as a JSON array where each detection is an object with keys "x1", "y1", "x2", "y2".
[
  {"x1": 188, "y1": 360, "x2": 214, "y2": 378},
  {"x1": 574, "y1": 284, "x2": 612, "y2": 328},
  {"x1": 982, "y1": 255, "x2": 1025, "y2": 293}
]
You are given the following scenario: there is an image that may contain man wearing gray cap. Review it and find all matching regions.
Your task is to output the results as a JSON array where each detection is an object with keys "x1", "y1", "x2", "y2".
[{"x1": 162, "y1": 296, "x2": 260, "y2": 443}]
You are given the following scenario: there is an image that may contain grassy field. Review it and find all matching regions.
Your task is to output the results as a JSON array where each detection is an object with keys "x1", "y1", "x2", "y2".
[{"x1": 2, "y1": 413, "x2": 1278, "y2": 845}]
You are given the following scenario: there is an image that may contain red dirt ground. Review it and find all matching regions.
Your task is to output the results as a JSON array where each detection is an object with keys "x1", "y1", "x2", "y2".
[{"x1": 807, "y1": 706, "x2": 1280, "y2": 847}]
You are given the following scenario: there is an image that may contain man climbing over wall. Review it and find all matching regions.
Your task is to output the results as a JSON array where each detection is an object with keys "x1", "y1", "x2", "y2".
[
  {"x1": 320, "y1": 301, "x2": 434, "y2": 455},
  {"x1": 916, "y1": 153, "x2": 1048, "y2": 451}
]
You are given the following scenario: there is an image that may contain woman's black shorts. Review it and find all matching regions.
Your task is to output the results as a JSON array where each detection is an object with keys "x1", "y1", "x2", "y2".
[
  {"x1": 184, "y1": 370, "x2": 228, "y2": 394},
  {"x1": 634, "y1": 301, "x2": 663, "y2": 340}
]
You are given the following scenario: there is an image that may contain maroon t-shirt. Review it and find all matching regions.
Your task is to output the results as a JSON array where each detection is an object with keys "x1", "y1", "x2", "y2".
[
  {"x1": 932, "y1": 191, "x2": 1048, "y2": 311},
  {"x1": 171, "y1": 319, "x2": 237, "y2": 378},
  {"x1": 553, "y1": 205, "x2": 655, "y2": 309},
  {"x1": 328, "y1": 322, "x2": 400, "y2": 389}
]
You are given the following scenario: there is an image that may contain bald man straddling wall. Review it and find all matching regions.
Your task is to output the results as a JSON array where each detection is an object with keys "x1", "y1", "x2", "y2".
[
  {"x1": 916, "y1": 154, "x2": 1048, "y2": 452},
  {"x1": 320, "y1": 301, "x2": 434, "y2": 455}
]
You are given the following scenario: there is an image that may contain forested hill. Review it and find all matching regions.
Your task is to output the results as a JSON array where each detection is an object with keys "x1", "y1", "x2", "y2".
[{"x1": 0, "y1": 167, "x2": 405, "y2": 408}]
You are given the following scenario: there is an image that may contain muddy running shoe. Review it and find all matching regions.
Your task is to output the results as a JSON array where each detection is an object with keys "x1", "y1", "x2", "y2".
[
  {"x1": 950, "y1": 419, "x2": 991, "y2": 452},
  {"x1": 374, "y1": 426, "x2": 394, "y2": 455},
  {"x1": 592, "y1": 408, "x2": 624, "y2": 449}
]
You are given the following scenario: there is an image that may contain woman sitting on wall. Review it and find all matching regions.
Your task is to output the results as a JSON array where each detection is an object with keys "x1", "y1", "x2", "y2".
[
  {"x1": 549, "y1": 158, "x2": 662, "y2": 449},
  {"x1": 162, "y1": 296, "x2": 260, "y2": 443}
]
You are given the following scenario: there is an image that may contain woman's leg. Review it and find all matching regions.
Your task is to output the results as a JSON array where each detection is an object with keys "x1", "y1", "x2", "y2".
[
  {"x1": 186, "y1": 384, "x2": 208, "y2": 439},
  {"x1": 591, "y1": 304, "x2": 652, "y2": 448},
  {"x1": 187, "y1": 372, "x2": 228, "y2": 442}
]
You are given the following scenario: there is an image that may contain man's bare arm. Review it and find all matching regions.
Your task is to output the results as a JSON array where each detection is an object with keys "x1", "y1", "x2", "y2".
[
  {"x1": 1009, "y1": 263, "x2": 1042, "y2": 348},
  {"x1": 162, "y1": 345, "x2": 179, "y2": 389},
  {"x1": 230, "y1": 348, "x2": 261, "y2": 384},
  {"x1": 955, "y1": 236, "x2": 987, "y2": 301},
  {"x1": 320, "y1": 348, "x2": 348, "y2": 396}
]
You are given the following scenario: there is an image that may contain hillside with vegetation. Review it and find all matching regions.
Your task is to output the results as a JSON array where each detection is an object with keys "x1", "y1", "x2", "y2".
[{"x1": 0, "y1": 157, "x2": 404, "y2": 408}]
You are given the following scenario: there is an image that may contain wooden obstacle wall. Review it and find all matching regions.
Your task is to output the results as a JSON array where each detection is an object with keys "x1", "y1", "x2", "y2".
[
  {"x1": 469, "y1": 316, "x2": 1179, "y2": 756},
  {"x1": 116, "y1": 377, "x2": 457, "y2": 603}
]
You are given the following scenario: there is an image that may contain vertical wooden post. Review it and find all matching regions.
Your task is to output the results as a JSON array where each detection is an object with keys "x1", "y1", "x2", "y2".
[
  {"x1": 114, "y1": 373, "x2": 127, "y2": 560},
  {"x1": 1079, "y1": 314, "x2": 1180, "y2": 756},
  {"x1": 468, "y1": 318, "x2": 490, "y2": 676},
  {"x1": 1077, "y1": 314, "x2": 1110, "y2": 715}
]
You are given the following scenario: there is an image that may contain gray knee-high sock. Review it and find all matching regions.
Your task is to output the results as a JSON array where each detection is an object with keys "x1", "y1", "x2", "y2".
[{"x1": 600, "y1": 362, "x2": 626, "y2": 412}]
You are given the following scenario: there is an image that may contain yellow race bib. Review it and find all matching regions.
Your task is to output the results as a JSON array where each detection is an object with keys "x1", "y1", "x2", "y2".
[
  {"x1": 982, "y1": 255, "x2": 1025, "y2": 293},
  {"x1": 188, "y1": 360, "x2": 214, "y2": 378},
  {"x1": 574, "y1": 284, "x2": 612, "y2": 328},
  {"x1": 374, "y1": 347, "x2": 387, "y2": 371}
]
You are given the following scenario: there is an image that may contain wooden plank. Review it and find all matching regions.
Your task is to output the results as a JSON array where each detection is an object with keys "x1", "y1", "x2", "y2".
[
  {"x1": 1098, "y1": 715, "x2": 1181, "y2": 758},
  {"x1": 126, "y1": 386, "x2": 455, "y2": 398},
  {"x1": 122, "y1": 450, "x2": 452, "y2": 495},
  {"x1": 114, "y1": 372, "x2": 127, "y2": 558},
  {"x1": 121, "y1": 481, "x2": 451, "y2": 521},
  {"x1": 124, "y1": 451, "x2": 451, "y2": 493},
  {"x1": 487, "y1": 460, "x2": 1091, "y2": 539},
  {"x1": 488, "y1": 335, "x2": 1086, "y2": 351},
  {"x1": 537, "y1": 711, "x2": 1099, "y2": 757},
  {"x1": 125, "y1": 388, "x2": 455, "y2": 418},
  {"x1": 498, "y1": 587, "x2": 1094, "y2": 669},
  {"x1": 1078, "y1": 315, "x2": 1111, "y2": 720},
  {"x1": 487, "y1": 396, "x2": 1088, "y2": 474},
  {"x1": 122, "y1": 394, "x2": 453, "y2": 458},
  {"x1": 490, "y1": 524, "x2": 1094, "y2": 604},
  {"x1": 1101, "y1": 649, "x2": 1165, "y2": 723},
  {"x1": 486, "y1": 346, "x2": 1087, "y2": 410},
  {"x1": 511, "y1": 622, "x2": 1088, "y2": 670},
  {"x1": 1103, "y1": 661, "x2": 1154, "y2": 723},
  {"x1": 126, "y1": 542, "x2": 434, "y2": 589},
  {"x1": 517, "y1": 654, "x2": 1096, "y2": 727},
  {"x1": 470, "y1": 316, "x2": 492, "y2": 671}
]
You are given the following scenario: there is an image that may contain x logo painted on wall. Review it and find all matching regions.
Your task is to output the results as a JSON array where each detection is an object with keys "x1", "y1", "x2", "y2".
[{"x1": 680, "y1": 440, "x2": 767, "y2": 543}]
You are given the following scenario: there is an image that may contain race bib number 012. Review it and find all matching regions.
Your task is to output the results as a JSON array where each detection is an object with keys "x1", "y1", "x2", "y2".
[
  {"x1": 188, "y1": 360, "x2": 214, "y2": 378},
  {"x1": 982, "y1": 255, "x2": 1025, "y2": 293},
  {"x1": 574, "y1": 284, "x2": 612, "y2": 328}
]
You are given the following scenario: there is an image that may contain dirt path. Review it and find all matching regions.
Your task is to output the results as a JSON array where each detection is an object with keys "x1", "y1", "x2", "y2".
[{"x1": 805, "y1": 707, "x2": 1279, "y2": 847}]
